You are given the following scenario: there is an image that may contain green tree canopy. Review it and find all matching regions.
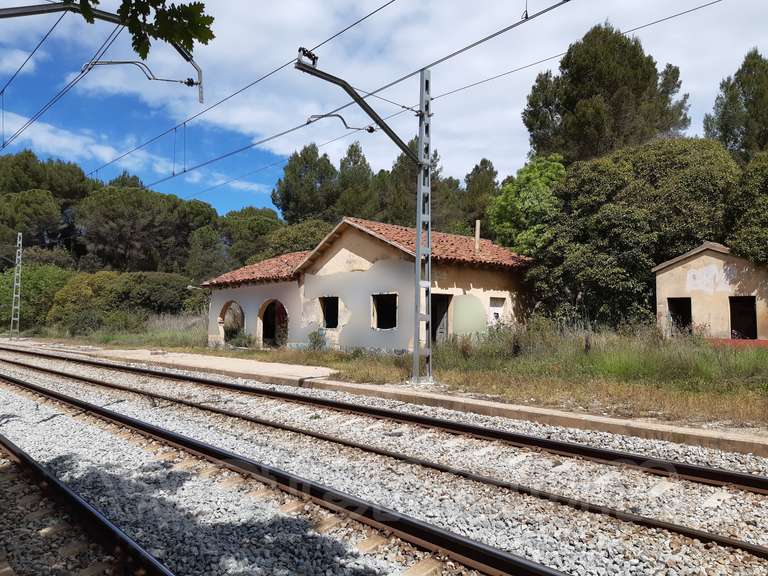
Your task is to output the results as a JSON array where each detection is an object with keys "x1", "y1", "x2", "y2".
[
  {"x1": 523, "y1": 24, "x2": 690, "y2": 161},
  {"x1": 75, "y1": 0, "x2": 214, "y2": 59},
  {"x1": 461, "y1": 158, "x2": 498, "y2": 233},
  {"x1": 221, "y1": 207, "x2": 281, "y2": 265},
  {"x1": 271, "y1": 144, "x2": 338, "y2": 224},
  {"x1": 185, "y1": 225, "x2": 232, "y2": 283},
  {"x1": 249, "y1": 219, "x2": 334, "y2": 263},
  {"x1": 526, "y1": 138, "x2": 739, "y2": 324},
  {"x1": 704, "y1": 49, "x2": 768, "y2": 162},
  {"x1": 729, "y1": 152, "x2": 768, "y2": 264},
  {"x1": 0, "y1": 189, "x2": 62, "y2": 247},
  {"x1": 488, "y1": 155, "x2": 565, "y2": 254},
  {"x1": 335, "y1": 142, "x2": 378, "y2": 219}
]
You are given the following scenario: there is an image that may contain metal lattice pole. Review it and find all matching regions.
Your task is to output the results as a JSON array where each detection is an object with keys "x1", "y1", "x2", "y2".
[
  {"x1": 412, "y1": 69, "x2": 432, "y2": 383},
  {"x1": 9, "y1": 232, "x2": 22, "y2": 340}
]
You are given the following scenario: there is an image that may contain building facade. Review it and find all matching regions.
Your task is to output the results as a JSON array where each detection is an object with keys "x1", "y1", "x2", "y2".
[
  {"x1": 654, "y1": 242, "x2": 768, "y2": 339},
  {"x1": 204, "y1": 217, "x2": 529, "y2": 351}
]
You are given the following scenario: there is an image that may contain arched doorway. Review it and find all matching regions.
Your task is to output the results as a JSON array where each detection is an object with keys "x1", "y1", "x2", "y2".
[
  {"x1": 260, "y1": 299, "x2": 288, "y2": 348},
  {"x1": 219, "y1": 301, "x2": 245, "y2": 343}
]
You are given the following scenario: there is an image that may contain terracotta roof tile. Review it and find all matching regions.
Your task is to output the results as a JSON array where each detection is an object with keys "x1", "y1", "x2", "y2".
[
  {"x1": 343, "y1": 217, "x2": 530, "y2": 269},
  {"x1": 205, "y1": 218, "x2": 529, "y2": 288},
  {"x1": 202, "y1": 251, "x2": 310, "y2": 288}
]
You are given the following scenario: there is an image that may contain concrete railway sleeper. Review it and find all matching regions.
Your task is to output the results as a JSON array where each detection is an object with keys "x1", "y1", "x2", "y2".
[
  {"x1": 0, "y1": 433, "x2": 175, "y2": 576},
  {"x1": 0, "y1": 371, "x2": 565, "y2": 576},
  {"x1": 1, "y1": 344, "x2": 766, "y2": 494},
  {"x1": 1, "y1": 354, "x2": 766, "y2": 561}
]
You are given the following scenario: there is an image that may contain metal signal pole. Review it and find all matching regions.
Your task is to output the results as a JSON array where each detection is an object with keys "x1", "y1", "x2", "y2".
[
  {"x1": 295, "y1": 49, "x2": 432, "y2": 382},
  {"x1": 9, "y1": 232, "x2": 22, "y2": 340}
]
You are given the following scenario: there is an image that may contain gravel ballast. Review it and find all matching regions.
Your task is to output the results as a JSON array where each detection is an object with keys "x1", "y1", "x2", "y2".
[
  {"x1": 2, "y1": 365, "x2": 766, "y2": 575},
  {"x1": 9, "y1": 346, "x2": 767, "y2": 477},
  {"x1": 0, "y1": 452, "x2": 115, "y2": 575},
  {"x1": 0, "y1": 385, "x2": 416, "y2": 576},
  {"x1": 1, "y1": 352, "x2": 764, "y2": 550}
]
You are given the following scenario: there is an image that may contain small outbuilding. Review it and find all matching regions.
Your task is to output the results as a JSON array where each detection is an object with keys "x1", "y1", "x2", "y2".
[
  {"x1": 203, "y1": 217, "x2": 530, "y2": 350},
  {"x1": 653, "y1": 241, "x2": 768, "y2": 340}
]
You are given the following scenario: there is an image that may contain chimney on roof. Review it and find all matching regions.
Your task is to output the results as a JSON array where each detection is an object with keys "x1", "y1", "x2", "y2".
[{"x1": 474, "y1": 220, "x2": 481, "y2": 254}]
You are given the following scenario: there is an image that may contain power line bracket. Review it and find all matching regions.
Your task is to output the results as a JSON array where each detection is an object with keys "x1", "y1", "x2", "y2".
[
  {"x1": 295, "y1": 48, "x2": 418, "y2": 165},
  {"x1": 0, "y1": 2, "x2": 204, "y2": 102}
]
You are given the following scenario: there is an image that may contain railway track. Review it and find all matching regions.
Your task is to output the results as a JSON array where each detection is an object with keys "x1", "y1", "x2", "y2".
[
  {"x1": 0, "y1": 432, "x2": 174, "y2": 576},
  {"x1": 0, "y1": 343, "x2": 765, "y2": 494},
  {"x1": 0, "y1": 345, "x2": 766, "y2": 574},
  {"x1": 0, "y1": 370, "x2": 561, "y2": 576},
  {"x1": 0, "y1": 350, "x2": 767, "y2": 562}
]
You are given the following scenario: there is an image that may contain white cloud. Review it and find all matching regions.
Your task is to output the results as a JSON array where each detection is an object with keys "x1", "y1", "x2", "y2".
[
  {"x1": 1, "y1": 0, "x2": 766, "y2": 186},
  {"x1": 0, "y1": 47, "x2": 46, "y2": 76}
]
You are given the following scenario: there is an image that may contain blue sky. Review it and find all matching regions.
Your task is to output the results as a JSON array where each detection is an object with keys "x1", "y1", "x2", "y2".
[{"x1": 0, "y1": 0, "x2": 766, "y2": 216}]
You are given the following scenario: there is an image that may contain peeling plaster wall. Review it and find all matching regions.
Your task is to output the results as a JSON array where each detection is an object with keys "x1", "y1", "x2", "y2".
[
  {"x1": 302, "y1": 227, "x2": 415, "y2": 351},
  {"x1": 207, "y1": 280, "x2": 301, "y2": 347},
  {"x1": 655, "y1": 250, "x2": 768, "y2": 339},
  {"x1": 207, "y1": 227, "x2": 528, "y2": 350},
  {"x1": 431, "y1": 263, "x2": 526, "y2": 338}
]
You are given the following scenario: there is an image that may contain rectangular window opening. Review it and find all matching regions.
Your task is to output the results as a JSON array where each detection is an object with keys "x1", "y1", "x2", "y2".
[
  {"x1": 320, "y1": 296, "x2": 339, "y2": 329},
  {"x1": 667, "y1": 297, "x2": 692, "y2": 334},
  {"x1": 372, "y1": 293, "x2": 397, "y2": 330},
  {"x1": 730, "y1": 296, "x2": 757, "y2": 340}
]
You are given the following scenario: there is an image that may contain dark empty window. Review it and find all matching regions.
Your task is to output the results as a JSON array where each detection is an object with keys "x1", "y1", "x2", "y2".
[
  {"x1": 730, "y1": 296, "x2": 757, "y2": 340},
  {"x1": 320, "y1": 297, "x2": 339, "y2": 329},
  {"x1": 372, "y1": 293, "x2": 397, "y2": 330},
  {"x1": 668, "y1": 298, "x2": 692, "y2": 334}
]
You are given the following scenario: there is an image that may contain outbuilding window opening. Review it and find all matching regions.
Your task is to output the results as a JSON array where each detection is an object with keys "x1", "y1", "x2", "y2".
[
  {"x1": 372, "y1": 293, "x2": 397, "y2": 330},
  {"x1": 320, "y1": 296, "x2": 339, "y2": 329}
]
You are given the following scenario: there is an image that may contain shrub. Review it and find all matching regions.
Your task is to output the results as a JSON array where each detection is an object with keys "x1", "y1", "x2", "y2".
[
  {"x1": 0, "y1": 264, "x2": 74, "y2": 332},
  {"x1": 46, "y1": 271, "x2": 119, "y2": 333},
  {"x1": 109, "y1": 272, "x2": 191, "y2": 314},
  {"x1": 183, "y1": 288, "x2": 210, "y2": 314},
  {"x1": 227, "y1": 332, "x2": 254, "y2": 348},
  {"x1": 307, "y1": 329, "x2": 326, "y2": 352},
  {"x1": 23, "y1": 246, "x2": 76, "y2": 269}
]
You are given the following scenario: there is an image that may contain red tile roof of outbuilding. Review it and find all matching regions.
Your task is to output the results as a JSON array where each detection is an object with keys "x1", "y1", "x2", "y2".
[
  {"x1": 341, "y1": 217, "x2": 530, "y2": 269},
  {"x1": 204, "y1": 217, "x2": 529, "y2": 288},
  {"x1": 202, "y1": 251, "x2": 310, "y2": 288}
]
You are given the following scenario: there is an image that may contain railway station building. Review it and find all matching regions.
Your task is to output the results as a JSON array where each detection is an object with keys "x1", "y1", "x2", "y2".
[
  {"x1": 203, "y1": 217, "x2": 530, "y2": 351},
  {"x1": 654, "y1": 241, "x2": 768, "y2": 340}
]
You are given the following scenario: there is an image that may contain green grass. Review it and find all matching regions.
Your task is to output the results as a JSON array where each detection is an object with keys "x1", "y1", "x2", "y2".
[{"x1": 33, "y1": 315, "x2": 768, "y2": 426}]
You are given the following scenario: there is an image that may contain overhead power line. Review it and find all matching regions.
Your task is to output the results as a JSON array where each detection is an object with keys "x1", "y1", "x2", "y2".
[
  {"x1": 186, "y1": 0, "x2": 725, "y2": 199},
  {"x1": 0, "y1": 11, "x2": 66, "y2": 95},
  {"x1": 2, "y1": 24, "x2": 123, "y2": 150},
  {"x1": 1, "y1": 11, "x2": 67, "y2": 146},
  {"x1": 432, "y1": 0, "x2": 724, "y2": 101},
  {"x1": 146, "y1": 0, "x2": 574, "y2": 188},
  {"x1": 87, "y1": 0, "x2": 401, "y2": 176}
]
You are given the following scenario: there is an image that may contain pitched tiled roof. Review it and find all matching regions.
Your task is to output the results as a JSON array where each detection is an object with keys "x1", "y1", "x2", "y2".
[
  {"x1": 205, "y1": 217, "x2": 529, "y2": 288},
  {"x1": 338, "y1": 217, "x2": 530, "y2": 269},
  {"x1": 202, "y1": 251, "x2": 310, "y2": 288}
]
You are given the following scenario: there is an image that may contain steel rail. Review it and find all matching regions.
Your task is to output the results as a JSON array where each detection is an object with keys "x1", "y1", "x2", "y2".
[
  {"x1": 0, "y1": 433, "x2": 176, "y2": 576},
  {"x1": 0, "y1": 370, "x2": 564, "y2": 576},
  {"x1": 2, "y1": 355, "x2": 767, "y2": 561},
  {"x1": 1, "y1": 344, "x2": 767, "y2": 494}
]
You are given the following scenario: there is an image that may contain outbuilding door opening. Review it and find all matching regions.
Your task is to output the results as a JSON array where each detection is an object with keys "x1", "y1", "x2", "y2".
[
  {"x1": 667, "y1": 297, "x2": 692, "y2": 334},
  {"x1": 431, "y1": 294, "x2": 451, "y2": 343},
  {"x1": 729, "y1": 296, "x2": 757, "y2": 340},
  {"x1": 262, "y1": 300, "x2": 288, "y2": 347}
]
